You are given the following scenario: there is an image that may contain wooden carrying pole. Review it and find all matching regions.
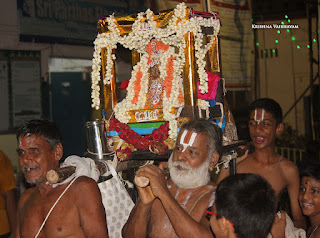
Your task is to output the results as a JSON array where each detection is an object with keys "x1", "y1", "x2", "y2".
[{"x1": 46, "y1": 159, "x2": 148, "y2": 184}]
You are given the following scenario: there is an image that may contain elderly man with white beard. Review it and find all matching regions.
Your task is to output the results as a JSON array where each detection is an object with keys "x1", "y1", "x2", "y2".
[{"x1": 122, "y1": 119, "x2": 222, "y2": 238}]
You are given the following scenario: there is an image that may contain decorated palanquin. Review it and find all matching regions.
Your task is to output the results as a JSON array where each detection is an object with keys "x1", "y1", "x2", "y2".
[{"x1": 91, "y1": 3, "x2": 236, "y2": 162}]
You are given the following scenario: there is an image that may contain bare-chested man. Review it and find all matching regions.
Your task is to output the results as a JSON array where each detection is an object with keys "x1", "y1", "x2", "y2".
[
  {"x1": 122, "y1": 119, "x2": 222, "y2": 238},
  {"x1": 15, "y1": 119, "x2": 108, "y2": 238},
  {"x1": 217, "y1": 98, "x2": 306, "y2": 229}
]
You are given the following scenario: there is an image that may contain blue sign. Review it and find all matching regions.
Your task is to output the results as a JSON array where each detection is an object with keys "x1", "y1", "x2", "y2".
[{"x1": 18, "y1": 0, "x2": 146, "y2": 45}]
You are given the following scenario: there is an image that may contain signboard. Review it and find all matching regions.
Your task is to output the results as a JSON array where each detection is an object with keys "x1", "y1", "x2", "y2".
[
  {"x1": 11, "y1": 61, "x2": 41, "y2": 127},
  {"x1": 155, "y1": 0, "x2": 206, "y2": 11},
  {"x1": 18, "y1": 0, "x2": 146, "y2": 45},
  {"x1": 209, "y1": 0, "x2": 253, "y2": 89}
]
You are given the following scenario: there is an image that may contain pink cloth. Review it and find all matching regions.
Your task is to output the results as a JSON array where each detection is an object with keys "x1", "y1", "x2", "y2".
[{"x1": 197, "y1": 71, "x2": 221, "y2": 100}]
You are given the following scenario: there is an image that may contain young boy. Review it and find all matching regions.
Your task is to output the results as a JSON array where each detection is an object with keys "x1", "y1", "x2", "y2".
[
  {"x1": 208, "y1": 173, "x2": 277, "y2": 238},
  {"x1": 299, "y1": 160, "x2": 320, "y2": 238},
  {"x1": 217, "y1": 98, "x2": 306, "y2": 229}
]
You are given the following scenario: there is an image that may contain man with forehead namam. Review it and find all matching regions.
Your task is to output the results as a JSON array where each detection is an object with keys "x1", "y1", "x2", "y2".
[
  {"x1": 217, "y1": 98, "x2": 306, "y2": 229},
  {"x1": 15, "y1": 119, "x2": 108, "y2": 238},
  {"x1": 122, "y1": 119, "x2": 222, "y2": 238}
]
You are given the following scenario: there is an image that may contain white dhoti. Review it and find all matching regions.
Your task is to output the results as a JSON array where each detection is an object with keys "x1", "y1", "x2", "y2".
[{"x1": 267, "y1": 211, "x2": 306, "y2": 238}]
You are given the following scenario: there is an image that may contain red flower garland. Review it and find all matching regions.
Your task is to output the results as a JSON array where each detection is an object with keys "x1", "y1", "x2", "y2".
[{"x1": 109, "y1": 119, "x2": 170, "y2": 160}]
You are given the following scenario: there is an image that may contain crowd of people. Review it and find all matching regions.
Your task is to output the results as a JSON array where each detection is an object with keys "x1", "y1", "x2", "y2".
[{"x1": 1, "y1": 97, "x2": 319, "y2": 238}]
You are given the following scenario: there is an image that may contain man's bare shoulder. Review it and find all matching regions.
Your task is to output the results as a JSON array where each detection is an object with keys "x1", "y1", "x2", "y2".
[
  {"x1": 72, "y1": 176, "x2": 98, "y2": 186},
  {"x1": 19, "y1": 186, "x2": 36, "y2": 205},
  {"x1": 195, "y1": 183, "x2": 217, "y2": 209},
  {"x1": 237, "y1": 153, "x2": 256, "y2": 166},
  {"x1": 278, "y1": 157, "x2": 299, "y2": 180},
  {"x1": 205, "y1": 181, "x2": 217, "y2": 196},
  {"x1": 69, "y1": 176, "x2": 101, "y2": 197},
  {"x1": 191, "y1": 182, "x2": 217, "y2": 203},
  {"x1": 279, "y1": 157, "x2": 298, "y2": 172}
]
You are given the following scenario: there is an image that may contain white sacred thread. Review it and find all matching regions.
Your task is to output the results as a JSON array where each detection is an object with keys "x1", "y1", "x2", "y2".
[
  {"x1": 179, "y1": 130, "x2": 197, "y2": 152},
  {"x1": 254, "y1": 109, "x2": 265, "y2": 124},
  {"x1": 309, "y1": 224, "x2": 319, "y2": 238},
  {"x1": 35, "y1": 177, "x2": 77, "y2": 238}
]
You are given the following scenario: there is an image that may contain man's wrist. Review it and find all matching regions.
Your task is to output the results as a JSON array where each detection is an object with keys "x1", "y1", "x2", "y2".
[
  {"x1": 157, "y1": 188, "x2": 174, "y2": 204},
  {"x1": 138, "y1": 198, "x2": 155, "y2": 208}
]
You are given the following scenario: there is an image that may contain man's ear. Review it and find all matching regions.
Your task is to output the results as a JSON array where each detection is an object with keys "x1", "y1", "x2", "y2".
[
  {"x1": 209, "y1": 152, "x2": 220, "y2": 172},
  {"x1": 53, "y1": 143, "x2": 63, "y2": 161},
  {"x1": 220, "y1": 216, "x2": 236, "y2": 238},
  {"x1": 276, "y1": 122, "x2": 284, "y2": 136},
  {"x1": 215, "y1": 216, "x2": 230, "y2": 237}
]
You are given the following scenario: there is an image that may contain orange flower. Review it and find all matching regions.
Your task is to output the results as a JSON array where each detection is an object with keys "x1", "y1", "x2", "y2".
[
  {"x1": 132, "y1": 67, "x2": 142, "y2": 104},
  {"x1": 164, "y1": 56, "x2": 175, "y2": 97},
  {"x1": 178, "y1": 88, "x2": 184, "y2": 104},
  {"x1": 146, "y1": 40, "x2": 170, "y2": 65}
]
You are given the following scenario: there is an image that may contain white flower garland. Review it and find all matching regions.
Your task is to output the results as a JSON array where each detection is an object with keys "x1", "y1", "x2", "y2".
[
  {"x1": 91, "y1": 2, "x2": 220, "y2": 138},
  {"x1": 161, "y1": 47, "x2": 185, "y2": 139},
  {"x1": 197, "y1": 99, "x2": 210, "y2": 110}
]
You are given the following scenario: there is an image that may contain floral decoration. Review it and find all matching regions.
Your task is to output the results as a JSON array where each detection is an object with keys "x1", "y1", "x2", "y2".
[
  {"x1": 91, "y1": 2, "x2": 220, "y2": 139},
  {"x1": 109, "y1": 118, "x2": 170, "y2": 161},
  {"x1": 197, "y1": 71, "x2": 221, "y2": 101}
]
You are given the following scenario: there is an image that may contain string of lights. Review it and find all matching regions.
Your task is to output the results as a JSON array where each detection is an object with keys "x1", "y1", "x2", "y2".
[{"x1": 255, "y1": 14, "x2": 317, "y2": 50}]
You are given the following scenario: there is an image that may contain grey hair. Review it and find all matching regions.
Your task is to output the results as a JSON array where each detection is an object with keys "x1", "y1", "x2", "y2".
[{"x1": 180, "y1": 119, "x2": 222, "y2": 159}]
